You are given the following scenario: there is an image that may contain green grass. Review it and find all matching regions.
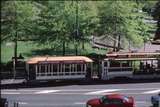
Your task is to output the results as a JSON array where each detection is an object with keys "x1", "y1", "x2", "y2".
[
  {"x1": 1, "y1": 41, "x2": 38, "y2": 63},
  {"x1": 1, "y1": 41, "x2": 107, "y2": 63}
]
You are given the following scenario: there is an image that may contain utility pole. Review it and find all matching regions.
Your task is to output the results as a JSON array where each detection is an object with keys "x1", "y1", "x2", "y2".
[{"x1": 13, "y1": 1, "x2": 17, "y2": 79}]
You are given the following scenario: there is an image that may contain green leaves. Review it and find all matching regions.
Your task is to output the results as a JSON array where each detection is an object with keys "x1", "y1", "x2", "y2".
[
  {"x1": 1, "y1": 1, "x2": 39, "y2": 42},
  {"x1": 1, "y1": 1, "x2": 158, "y2": 52}
]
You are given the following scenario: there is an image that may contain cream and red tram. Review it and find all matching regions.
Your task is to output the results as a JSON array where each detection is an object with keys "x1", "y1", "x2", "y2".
[
  {"x1": 101, "y1": 52, "x2": 160, "y2": 80},
  {"x1": 26, "y1": 56, "x2": 93, "y2": 80}
]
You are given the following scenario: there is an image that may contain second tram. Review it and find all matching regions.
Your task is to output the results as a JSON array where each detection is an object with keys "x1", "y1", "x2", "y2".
[{"x1": 101, "y1": 52, "x2": 160, "y2": 80}]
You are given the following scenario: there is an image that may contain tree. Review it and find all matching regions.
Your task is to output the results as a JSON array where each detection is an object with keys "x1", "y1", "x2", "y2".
[
  {"x1": 152, "y1": 1, "x2": 160, "y2": 40},
  {"x1": 1, "y1": 1, "x2": 39, "y2": 78},
  {"x1": 94, "y1": 1, "x2": 157, "y2": 49},
  {"x1": 33, "y1": 1, "x2": 99, "y2": 55},
  {"x1": 1, "y1": 1, "x2": 39, "y2": 42}
]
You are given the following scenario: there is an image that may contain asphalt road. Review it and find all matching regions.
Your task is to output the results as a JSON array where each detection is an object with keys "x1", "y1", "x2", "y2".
[{"x1": 1, "y1": 82, "x2": 160, "y2": 107}]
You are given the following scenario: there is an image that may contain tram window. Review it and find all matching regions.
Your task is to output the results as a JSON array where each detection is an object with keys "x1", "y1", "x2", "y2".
[
  {"x1": 52, "y1": 64, "x2": 57, "y2": 72},
  {"x1": 77, "y1": 64, "x2": 82, "y2": 72},
  {"x1": 52, "y1": 64, "x2": 58, "y2": 75},
  {"x1": 45, "y1": 64, "x2": 48, "y2": 73},
  {"x1": 65, "y1": 64, "x2": 70, "y2": 75},
  {"x1": 59, "y1": 64, "x2": 64, "y2": 75},
  {"x1": 36, "y1": 65, "x2": 39, "y2": 72},
  {"x1": 104, "y1": 62, "x2": 108, "y2": 67},
  {"x1": 41, "y1": 64, "x2": 45, "y2": 72},
  {"x1": 47, "y1": 64, "x2": 51, "y2": 76},
  {"x1": 110, "y1": 61, "x2": 120, "y2": 67},
  {"x1": 121, "y1": 61, "x2": 130, "y2": 67},
  {"x1": 158, "y1": 60, "x2": 160, "y2": 68},
  {"x1": 70, "y1": 64, "x2": 75, "y2": 75}
]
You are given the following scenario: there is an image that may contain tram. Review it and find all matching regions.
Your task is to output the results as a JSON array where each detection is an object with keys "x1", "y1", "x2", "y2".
[
  {"x1": 26, "y1": 56, "x2": 93, "y2": 80},
  {"x1": 101, "y1": 52, "x2": 160, "y2": 80}
]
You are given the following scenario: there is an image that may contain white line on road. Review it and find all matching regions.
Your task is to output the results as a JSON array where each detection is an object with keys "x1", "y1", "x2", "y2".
[
  {"x1": 19, "y1": 102, "x2": 28, "y2": 105},
  {"x1": 2, "y1": 87, "x2": 159, "y2": 92},
  {"x1": 85, "y1": 89, "x2": 120, "y2": 95},
  {"x1": 136, "y1": 101, "x2": 151, "y2": 104},
  {"x1": 2, "y1": 92, "x2": 21, "y2": 94},
  {"x1": 35, "y1": 90, "x2": 60, "y2": 94},
  {"x1": 74, "y1": 102, "x2": 86, "y2": 105},
  {"x1": 143, "y1": 89, "x2": 160, "y2": 94}
]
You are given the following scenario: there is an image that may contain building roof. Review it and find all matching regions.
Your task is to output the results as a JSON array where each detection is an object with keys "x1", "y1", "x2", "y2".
[
  {"x1": 152, "y1": 39, "x2": 160, "y2": 45},
  {"x1": 27, "y1": 56, "x2": 93, "y2": 64},
  {"x1": 91, "y1": 35, "x2": 122, "y2": 49},
  {"x1": 152, "y1": 28, "x2": 160, "y2": 44},
  {"x1": 138, "y1": 43, "x2": 160, "y2": 52}
]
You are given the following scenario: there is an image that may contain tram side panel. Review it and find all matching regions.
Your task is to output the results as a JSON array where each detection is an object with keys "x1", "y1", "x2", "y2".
[
  {"x1": 26, "y1": 62, "x2": 92, "y2": 81},
  {"x1": 101, "y1": 60, "x2": 133, "y2": 80}
]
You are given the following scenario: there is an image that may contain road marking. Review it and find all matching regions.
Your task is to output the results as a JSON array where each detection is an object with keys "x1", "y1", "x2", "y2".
[
  {"x1": 2, "y1": 89, "x2": 39, "y2": 91},
  {"x1": 2, "y1": 88, "x2": 160, "y2": 95},
  {"x1": 136, "y1": 101, "x2": 150, "y2": 104},
  {"x1": 19, "y1": 102, "x2": 28, "y2": 105},
  {"x1": 2, "y1": 87, "x2": 159, "y2": 92},
  {"x1": 2, "y1": 92, "x2": 20, "y2": 94},
  {"x1": 35, "y1": 90, "x2": 60, "y2": 94},
  {"x1": 74, "y1": 102, "x2": 85, "y2": 105},
  {"x1": 60, "y1": 89, "x2": 101, "y2": 91},
  {"x1": 85, "y1": 89, "x2": 120, "y2": 95},
  {"x1": 143, "y1": 89, "x2": 160, "y2": 94}
]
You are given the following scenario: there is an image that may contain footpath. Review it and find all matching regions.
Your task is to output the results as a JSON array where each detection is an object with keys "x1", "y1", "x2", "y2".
[{"x1": 1, "y1": 79, "x2": 26, "y2": 85}]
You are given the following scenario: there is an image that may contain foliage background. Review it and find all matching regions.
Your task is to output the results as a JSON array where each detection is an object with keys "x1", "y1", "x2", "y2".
[{"x1": 1, "y1": 0, "x2": 158, "y2": 63}]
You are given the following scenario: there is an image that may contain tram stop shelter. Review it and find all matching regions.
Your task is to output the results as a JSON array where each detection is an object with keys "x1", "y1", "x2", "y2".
[{"x1": 26, "y1": 56, "x2": 93, "y2": 80}]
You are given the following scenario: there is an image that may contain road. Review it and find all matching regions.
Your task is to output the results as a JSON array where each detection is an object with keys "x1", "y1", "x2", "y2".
[{"x1": 1, "y1": 82, "x2": 160, "y2": 107}]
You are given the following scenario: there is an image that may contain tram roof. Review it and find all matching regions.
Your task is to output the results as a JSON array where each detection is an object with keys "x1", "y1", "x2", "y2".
[
  {"x1": 104, "y1": 52, "x2": 160, "y2": 61},
  {"x1": 104, "y1": 57, "x2": 158, "y2": 61},
  {"x1": 27, "y1": 56, "x2": 93, "y2": 64},
  {"x1": 106, "y1": 52, "x2": 160, "y2": 57}
]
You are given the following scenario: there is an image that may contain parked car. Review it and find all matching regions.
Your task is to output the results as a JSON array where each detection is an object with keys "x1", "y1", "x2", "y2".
[
  {"x1": 86, "y1": 94, "x2": 135, "y2": 107},
  {"x1": 151, "y1": 93, "x2": 160, "y2": 107}
]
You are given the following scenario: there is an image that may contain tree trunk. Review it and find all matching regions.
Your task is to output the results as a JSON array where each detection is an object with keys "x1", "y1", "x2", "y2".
[
  {"x1": 75, "y1": 42, "x2": 78, "y2": 56},
  {"x1": 62, "y1": 41, "x2": 65, "y2": 56}
]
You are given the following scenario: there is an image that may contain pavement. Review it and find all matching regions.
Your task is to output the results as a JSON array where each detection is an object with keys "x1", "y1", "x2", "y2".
[
  {"x1": 1, "y1": 82, "x2": 160, "y2": 107},
  {"x1": 1, "y1": 79, "x2": 26, "y2": 85}
]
